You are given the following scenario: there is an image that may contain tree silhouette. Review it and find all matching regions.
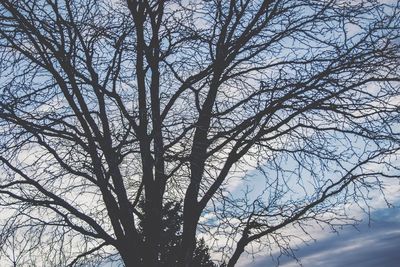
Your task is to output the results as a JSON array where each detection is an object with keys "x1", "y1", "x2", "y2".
[
  {"x1": 137, "y1": 200, "x2": 216, "y2": 267},
  {"x1": 0, "y1": 0, "x2": 399, "y2": 266}
]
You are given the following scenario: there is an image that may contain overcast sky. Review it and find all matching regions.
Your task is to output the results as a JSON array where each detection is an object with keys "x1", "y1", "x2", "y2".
[{"x1": 242, "y1": 206, "x2": 400, "y2": 267}]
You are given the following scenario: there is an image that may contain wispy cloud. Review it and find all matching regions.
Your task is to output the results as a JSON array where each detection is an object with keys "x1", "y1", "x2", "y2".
[{"x1": 246, "y1": 207, "x2": 400, "y2": 267}]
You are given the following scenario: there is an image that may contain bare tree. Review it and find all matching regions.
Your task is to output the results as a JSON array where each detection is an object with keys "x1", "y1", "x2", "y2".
[{"x1": 0, "y1": 0, "x2": 399, "y2": 266}]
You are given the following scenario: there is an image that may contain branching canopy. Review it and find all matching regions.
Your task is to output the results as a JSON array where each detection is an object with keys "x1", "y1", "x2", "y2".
[{"x1": 0, "y1": 0, "x2": 399, "y2": 266}]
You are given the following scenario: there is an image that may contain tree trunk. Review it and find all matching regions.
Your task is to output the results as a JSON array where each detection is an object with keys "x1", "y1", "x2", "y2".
[
  {"x1": 181, "y1": 192, "x2": 201, "y2": 267},
  {"x1": 119, "y1": 244, "x2": 143, "y2": 267},
  {"x1": 142, "y1": 198, "x2": 163, "y2": 267}
]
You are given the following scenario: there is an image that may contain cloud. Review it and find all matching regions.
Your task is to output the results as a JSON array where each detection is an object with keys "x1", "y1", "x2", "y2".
[
  {"x1": 246, "y1": 207, "x2": 400, "y2": 267},
  {"x1": 279, "y1": 228, "x2": 400, "y2": 267}
]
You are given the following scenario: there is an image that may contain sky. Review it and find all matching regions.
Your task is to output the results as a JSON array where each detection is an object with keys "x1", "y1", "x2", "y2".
[{"x1": 239, "y1": 205, "x2": 400, "y2": 267}]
